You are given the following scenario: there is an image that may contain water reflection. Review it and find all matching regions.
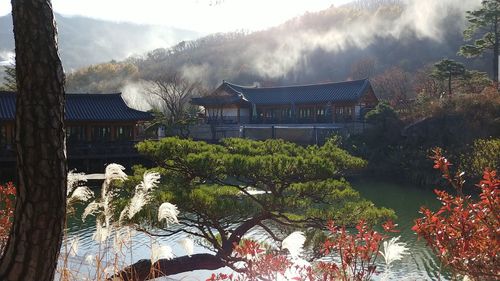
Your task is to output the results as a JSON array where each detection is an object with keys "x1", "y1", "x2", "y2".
[{"x1": 63, "y1": 180, "x2": 448, "y2": 280}]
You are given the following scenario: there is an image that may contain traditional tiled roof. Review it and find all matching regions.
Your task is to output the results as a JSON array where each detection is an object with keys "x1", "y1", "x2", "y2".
[
  {"x1": 0, "y1": 92, "x2": 153, "y2": 121},
  {"x1": 192, "y1": 79, "x2": 373, "y2": 106},
  {"x1": 191, "y1": 82, "x2": 249, "y2": 106},
  {"x1": 0, "y1": 91, "x2": 15, "y2": 121}
]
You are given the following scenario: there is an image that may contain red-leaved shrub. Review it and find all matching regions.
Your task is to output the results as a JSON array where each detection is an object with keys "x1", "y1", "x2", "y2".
[
  {"x1": 412, "y1": 149, "x2": 499, "y2": 280},
  {"x1": 0, "y1": 182, "x2": 15, "y2": 253}
]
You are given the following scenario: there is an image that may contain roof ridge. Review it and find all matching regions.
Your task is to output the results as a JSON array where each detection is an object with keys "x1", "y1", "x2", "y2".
[
  {"x1": 66, "y1": 92, "x2": 122, "y2": 96},
  {"x1": 223, "y1": 78, "x2": 369, "y2": 90},
  {"x1": 0, "y1": 92, "x2": 123, "y2": 96}
]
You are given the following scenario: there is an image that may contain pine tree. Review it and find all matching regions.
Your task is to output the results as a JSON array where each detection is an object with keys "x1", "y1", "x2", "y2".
[
  {"x1": 1, "y1": 65, "x2": 17, "y2": 92},
  {"x1": 0, "y1": 0, "x2": 67, "y2": 280},
  {"x1": 114, "y1": 137, "x2": 395, "y2": 280},
  {"x1": 431, "y1": 59, "x2": 466, "y2": 96},
  {"x1": 459, "y1": 0, "x2": 500, "y2": 82}
]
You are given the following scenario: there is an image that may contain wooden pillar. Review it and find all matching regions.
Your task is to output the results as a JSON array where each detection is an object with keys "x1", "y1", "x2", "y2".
[
  {"x1": 237, "y1": 106, "x2": 240, "y2": 123},
  {"x1": 133, "y1": 123, "x2": 138, "y2": 141},
  {"x1": 6, "y1": 123, "x2": 13, "y2": 145},
  {"x1": 86, "y1": 124, "x2": 92, "y2": 142},
  {"x1": 111, "y1": 125, "x2": 116, "y2": 141}
]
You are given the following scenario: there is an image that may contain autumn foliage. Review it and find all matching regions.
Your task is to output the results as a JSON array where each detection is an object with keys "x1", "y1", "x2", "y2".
[
  {"x1": 207, "y1": 240, "x2": 295, "y2": 281},
  {"x1": 0, "y1": 182, "x2": 15, "y2": 253},
  {"x1": 320, "y1": 220, "x2": 400, "y2": 281},
  {"x1": 412, "y1": 148, "x2": 500, "y2": 280},
  {"x1": 207, "y1": 220, "x2": 399, "y2": 281}
]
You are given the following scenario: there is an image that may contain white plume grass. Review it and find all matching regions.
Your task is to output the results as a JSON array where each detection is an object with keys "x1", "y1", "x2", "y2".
[
  {"x1": 67, "y1": 170, "x2": 87, "y2": 194},
  {"x1": 85, "y1": 254, "x2": 95, "y2": 266},
  {"x1": 158, "y1": 202, "x2": 179, "y2": 225},
  {"x1": 281, "y1": 231, "x2": 306, "y2": 259},
  {"x1": 113, "y1": 226, "x2": 134, "y2": 252},
  {"x1": 151, "y1": 242, "x2": 174, "y2": 263},
  {"x1": 119, "y1": 171, "x2": 161, "y2": 222},
  {"x1": 102, "y1": 164, "x2": 126, "y2": 225},
  {"x1": 136, "y1": 171, "x2": 161, "y2": 193},
  {"x1": 93, "y1": 219, "x2": 111, "y2": 242},
  {"x1": 380, "y1": 236, "x2": 409, "y2": 266},
  {"x1": 104, "y1": 163, "x2": 128, "y2": 185},
  {"x1": 70, "y1": 186, "x2": 94, "y2": 202},
  {"x1": 120, "y1": 192, "x2": 147, "y2": 221},
  {"x1": 82, "y1": 201, "x2": 103, "y2": 221},
  {"x1": 67, "y1": 170, "x2": 93, "y2": 207},
  {"x1": 178, "y1": 237, "x2": 194, "y2": 256},
  {"x1": 68, "y1": 237, "x2": 79, "y2": 257}
]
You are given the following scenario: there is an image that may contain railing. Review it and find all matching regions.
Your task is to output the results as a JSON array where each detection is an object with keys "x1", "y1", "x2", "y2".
[
  {"x1": 0, "y1": 141, "x2": 144, "y2": 162},
  {"x1": 202, "y1": 115, "x2": 357, "y2": 124},
  {"x1": 66, "y1": 141, "x2": 142, "y2": 159}
]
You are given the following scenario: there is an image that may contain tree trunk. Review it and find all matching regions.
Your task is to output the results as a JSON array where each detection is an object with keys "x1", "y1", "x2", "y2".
[
  {"x1": 494, "y1": 14, "x2": 499, "y2": 83},
  {"x1": 111, "y1": 254, "x2": 225, "y2": 281},
  {"x1": 111, "y1": 214, "x2": 271, "y2": 281},
  {"x1": 0, "y1": 0, "x2": 67, "y2": 280}
]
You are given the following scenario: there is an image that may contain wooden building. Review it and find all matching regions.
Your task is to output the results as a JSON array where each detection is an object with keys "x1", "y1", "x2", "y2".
[
  {"x1": 191, "y1": 79, "x2": 378, "y2": 124},
  {"x1": 0, "y1": 92, "x2": 153, "y2": 170}
]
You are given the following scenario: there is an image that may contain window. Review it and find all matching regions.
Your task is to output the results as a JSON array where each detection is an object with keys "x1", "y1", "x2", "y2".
[
  {"x1": 92, "y1": 126, "x2": 111, "y2": 141},
  {"x1": 299, "y1": 108, "x2": 312, "y2": 118},
  {"x1": 116, "y1": 126, "x2": 133, "y2": 141},
  {"x1": 66, "y1": 126, "x2": 86, "y2": 142},
  {"x1": 281, "y1": 108, "x2": 292, "y2": 119},
  {"x1": 317, "y1": 108, "x2": 325, "y2": 116}
]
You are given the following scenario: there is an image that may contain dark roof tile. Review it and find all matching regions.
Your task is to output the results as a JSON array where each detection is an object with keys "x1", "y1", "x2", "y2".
[
  {"x1": 0, "y1": 92, "x2": 152, "y2": 121},
  {"x1": 192, "y1": 79, "x2": 373, "y2": 106}
]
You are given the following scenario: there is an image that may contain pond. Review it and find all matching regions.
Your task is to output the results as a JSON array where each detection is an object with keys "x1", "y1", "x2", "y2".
[
  {"x1": 353, "y1": 179, "x2": 446, "y2": 280},
  {"x1": 64, "y1": 179, "x2": 447, "y2": 280}
]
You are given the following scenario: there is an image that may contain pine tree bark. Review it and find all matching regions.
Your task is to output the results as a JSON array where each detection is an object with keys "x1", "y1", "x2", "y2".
[
  {"x1": 493, "y1": 13, "x2": 498, "y2": 83},
  {"x1": 0, "y1": 0, "x2": 67, "y2": 280},
  {"x1": 112, "y1": 254, "x2": 225, "y2": 281}
]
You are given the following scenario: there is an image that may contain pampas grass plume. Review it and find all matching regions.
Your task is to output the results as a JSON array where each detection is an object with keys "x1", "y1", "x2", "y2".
[{"x1": 281, "y1": 231, "x2": 306, "y2": 258}]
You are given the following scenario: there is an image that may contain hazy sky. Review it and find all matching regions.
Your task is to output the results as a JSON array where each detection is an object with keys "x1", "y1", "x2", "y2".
[{"x1": 0, "y1": 0, "x2": 352, "y2": 33}]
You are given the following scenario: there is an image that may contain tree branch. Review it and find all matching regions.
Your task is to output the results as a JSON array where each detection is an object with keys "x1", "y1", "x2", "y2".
[{"x1": 110, "y1": 253, "x2": 224, "y2": 281}]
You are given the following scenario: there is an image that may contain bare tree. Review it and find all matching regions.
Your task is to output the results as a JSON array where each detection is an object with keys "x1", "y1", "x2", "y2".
[
  {"x1": 413, "y1": 65, "x2": 444, "y2": 98},
  {"x1": 372, "y1": 66, "x2": 412, "y2": 105},
  {"x1": 0, "y1": 0, "x2": 67, "y2": 280},
  {"x1": 147, "y1": 72, "x2": 204, "y2": 125}
]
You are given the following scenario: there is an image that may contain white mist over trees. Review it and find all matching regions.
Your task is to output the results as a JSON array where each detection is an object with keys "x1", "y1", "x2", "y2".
[{"x1": 62, "y1": 0, "x2": 486, "y2": 96}]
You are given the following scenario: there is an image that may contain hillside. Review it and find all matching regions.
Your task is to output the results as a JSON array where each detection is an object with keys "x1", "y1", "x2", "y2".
[
  {"x1": 1, "y1": 0, "x2": 489, "y2": 99},
  {"x1": 0, "y1": 13, "x2": 200, "y2": 71},
  {"x1": 61, "y1": 0, "x2": 488, "y2": 96}
]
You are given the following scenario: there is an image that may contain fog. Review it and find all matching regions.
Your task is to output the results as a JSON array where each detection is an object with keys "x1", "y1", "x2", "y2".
[{"x1": 246, "y1": 0, "x2": 481, "y2": 78}]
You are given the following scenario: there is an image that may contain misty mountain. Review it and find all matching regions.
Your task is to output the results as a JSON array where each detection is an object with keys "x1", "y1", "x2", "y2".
[
  {"x1": 2, "y1": 0, "x2": 491, "y2": 103},
  {"x1": 0, "y1": 13, "x2": 201, "y2": 71},
  {"x1": 112, "y1": 0, "x2": 487, "y2": 90}
]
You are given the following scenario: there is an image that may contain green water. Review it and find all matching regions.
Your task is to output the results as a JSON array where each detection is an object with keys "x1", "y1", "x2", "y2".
[
  {"x1": 66, "y1": 179, "x2": 448, "y2": 280},
  {"x1": 352, "y1": 178, "x2": 447, "y2": 280}
]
